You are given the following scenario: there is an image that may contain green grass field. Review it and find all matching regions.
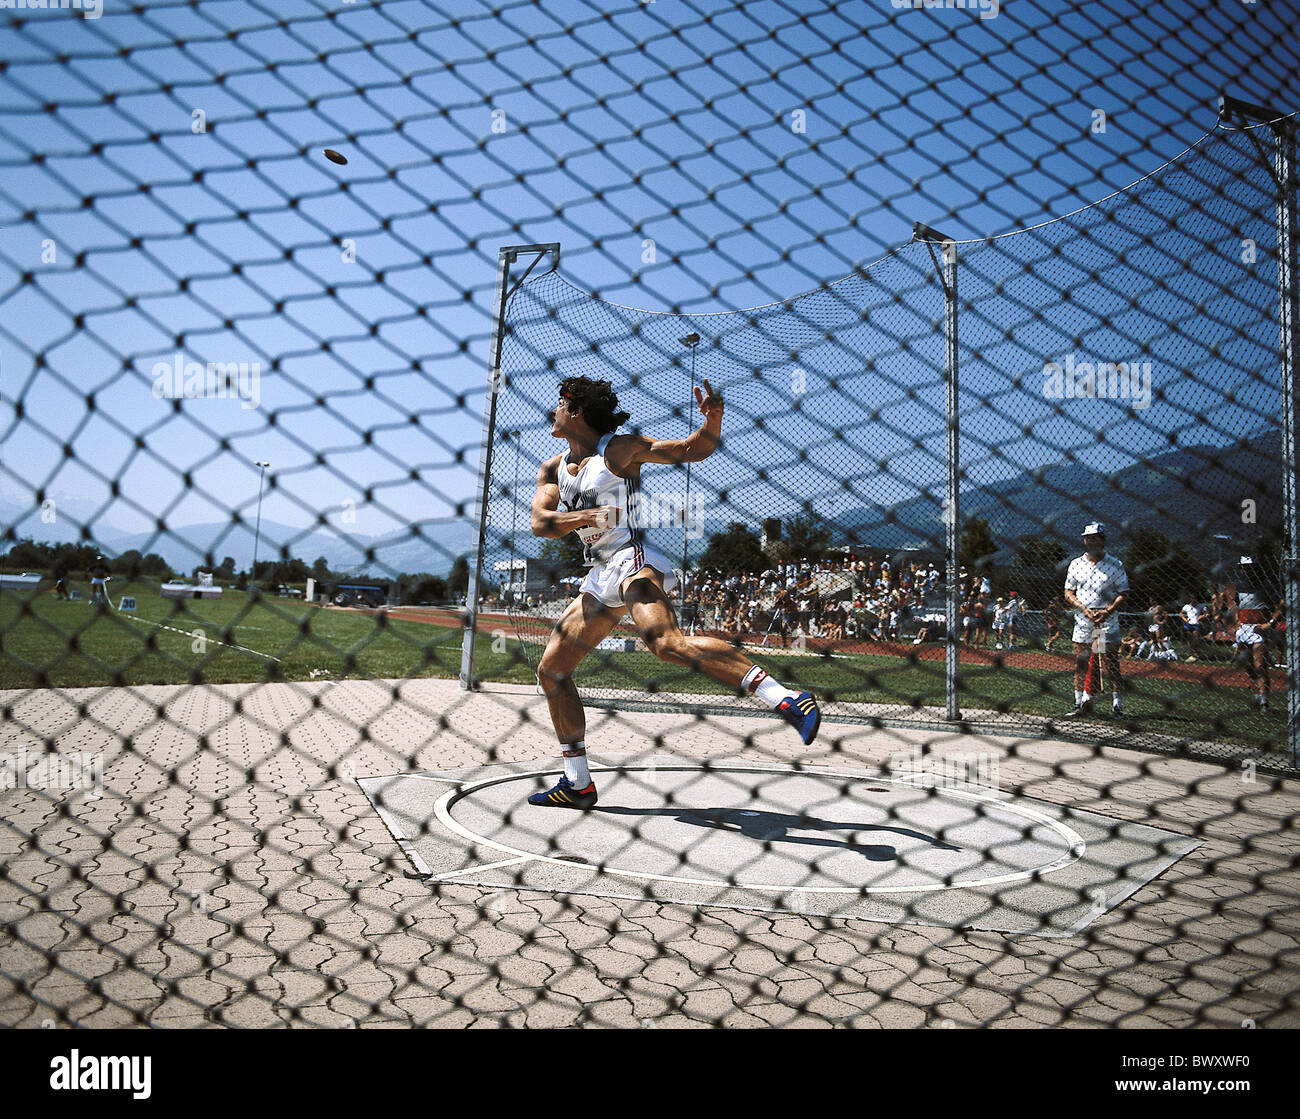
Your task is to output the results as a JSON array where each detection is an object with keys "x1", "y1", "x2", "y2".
[
  {"x1": 561, "y1": 644, "x2": 1287, "y2": 752},
  {"x1": 0, "y1": 585, "x2": 489, "y2": 689},
  {"x1": 0, "y1": 585, "x2": 1285, "y2": 754}
]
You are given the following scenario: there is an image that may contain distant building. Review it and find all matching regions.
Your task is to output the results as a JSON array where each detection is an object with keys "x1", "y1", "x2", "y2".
[{"x1": 161, "y1": 573, "x2": 223, "y2": 600}]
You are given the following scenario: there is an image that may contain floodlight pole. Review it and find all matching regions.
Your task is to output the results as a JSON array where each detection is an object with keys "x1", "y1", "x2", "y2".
[
  {"x1": 915, "y1": 222, "x2": 961, "y2": 723},
  {"x1": 1220, "y1": 96, "x2": 1300, "y2": 766},
  {"x1": 461, "y1": 243, "x2": 561, "y2": 691},
  {"x1": 250, "y1": 461, "x2": 269, "y2": 597}
]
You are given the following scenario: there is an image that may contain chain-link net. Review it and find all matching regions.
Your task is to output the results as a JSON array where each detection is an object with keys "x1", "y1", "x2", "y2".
[
  {"x1": 484, "y1": 124, "x2": 1292, "y2": 767},
  {"x1": 2, "y1": 0, "x2": 1300, "y2": 1032}
]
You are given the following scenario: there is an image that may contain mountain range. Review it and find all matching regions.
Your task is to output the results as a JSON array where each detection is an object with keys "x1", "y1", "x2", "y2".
[{"x1": 830, "y1": 428, "x2": 1280, "y2": 569}]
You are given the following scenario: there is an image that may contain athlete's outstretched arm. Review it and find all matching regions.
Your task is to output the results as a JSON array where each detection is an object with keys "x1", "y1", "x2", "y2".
[{"x1": 607, "y1": 379, "x2": 724, "y2": 471}]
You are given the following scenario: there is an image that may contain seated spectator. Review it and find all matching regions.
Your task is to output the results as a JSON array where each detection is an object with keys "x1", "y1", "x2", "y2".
[
  {"x1": 1120, "y1": 627, "x2": 1141, "y2": 658},
  {"x1": 1139, "y1": 624, "x2": 1177, "y2": 660}
]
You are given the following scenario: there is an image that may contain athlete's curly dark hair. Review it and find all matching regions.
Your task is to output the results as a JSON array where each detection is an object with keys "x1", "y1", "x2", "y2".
[{"x1": 555, "y1": 376, "x2": 630, "y2": 435}]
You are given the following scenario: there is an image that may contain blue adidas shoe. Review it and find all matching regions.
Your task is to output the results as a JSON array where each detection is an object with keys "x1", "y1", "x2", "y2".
[
  {"x1": 777, "y1": 691, "x2": 821, "y2": 744},
  {"x1": 527, "y1": 776, "x2": 599, "y2": 809}
]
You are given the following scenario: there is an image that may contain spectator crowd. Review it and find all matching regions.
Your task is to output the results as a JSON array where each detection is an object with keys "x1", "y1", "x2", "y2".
[
  {"x1": 675, "y1": 558, "x2": 1282, "y2": 673},
  {"x1": 513, "y1": 547, "x2": 1286, "y2": 679},
  {"x1": 678, "y1": 555, "x2": 1017, "y2": 647},
  {"x1": 1116, "y1": 588, "x2": 1286, "y2": 664}
]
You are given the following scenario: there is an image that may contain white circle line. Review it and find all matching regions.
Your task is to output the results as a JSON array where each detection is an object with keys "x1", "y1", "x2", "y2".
[{"x1": 431, "y1": 763, "x2": 1087, "y2": 895}]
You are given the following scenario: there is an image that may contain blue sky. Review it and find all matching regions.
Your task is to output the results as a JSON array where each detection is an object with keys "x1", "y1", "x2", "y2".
[{"x1": 0, "y1": 0, "x2": 1297, "y2": 576}]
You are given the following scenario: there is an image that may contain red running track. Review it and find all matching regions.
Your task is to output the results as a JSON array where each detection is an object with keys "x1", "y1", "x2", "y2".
[{"x1": 368, "y1": 606, "x2": 1267, "y2": 691}]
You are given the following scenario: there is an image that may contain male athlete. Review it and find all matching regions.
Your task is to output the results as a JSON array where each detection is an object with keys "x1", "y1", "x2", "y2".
[
  {"x1": 527, "y1": 375, "x2": 821, "y2": 809},
  {"x1": 1062, "y1": 521, "x2": 1128, "y2": 717}
]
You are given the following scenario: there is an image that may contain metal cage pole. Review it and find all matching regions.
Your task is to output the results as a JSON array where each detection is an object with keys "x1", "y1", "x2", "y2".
[
  {"x1": 460, "y1": 243, "x2": 561, "y2": 690},
  {"x1": 1278, "y1": 114, "x2": 1300, "y2": 770},
  {"x1": 1221, "y1": 97, "x2": 1300, "y2": 766},
  {"x1": 915, "y1": 223, "x2": 962, "y2": 722}
]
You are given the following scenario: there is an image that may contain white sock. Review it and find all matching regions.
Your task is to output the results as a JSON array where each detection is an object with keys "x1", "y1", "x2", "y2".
[
  {"x1": 741, "y1": 665, "x2": 794, "y2": 708},
  {"x1": 1074, "y1": 690, "x2": 1083, "y2": 705},
  {"x1": 1113, "y1": 693, "x2": 1122, "y2": 708},
  {"x1": 562, "y1": 742, "x2": 591, "y2": 787}
]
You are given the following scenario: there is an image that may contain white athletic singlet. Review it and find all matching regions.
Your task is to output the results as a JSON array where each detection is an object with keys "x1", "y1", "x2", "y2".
[{"x1": 557, "y1": 433, "x2": 653, "y2": 566}]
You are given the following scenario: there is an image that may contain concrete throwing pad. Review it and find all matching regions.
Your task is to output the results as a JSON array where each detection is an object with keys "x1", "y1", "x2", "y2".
[{"x1": 360, "y1": 756, "x2": 1199, "y2": 937}]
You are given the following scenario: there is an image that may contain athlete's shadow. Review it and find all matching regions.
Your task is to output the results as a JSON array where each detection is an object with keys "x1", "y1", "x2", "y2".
[{"x1": 594, "y1": 806, "x2": 961, "y2": 862}]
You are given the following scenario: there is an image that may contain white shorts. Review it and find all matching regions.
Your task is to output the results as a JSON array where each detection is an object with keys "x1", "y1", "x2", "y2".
[
  {"x1": 580, "y1": 540, "x2": 679, "y2": 609},
  {"x1": 1072, "y1": 614, "x2": 1120, "y2": 647}
]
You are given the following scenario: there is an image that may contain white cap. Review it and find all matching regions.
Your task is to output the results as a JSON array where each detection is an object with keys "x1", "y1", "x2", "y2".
[{"x1": 1081, "y1": 521, "x2": 1106, "y2": 537}]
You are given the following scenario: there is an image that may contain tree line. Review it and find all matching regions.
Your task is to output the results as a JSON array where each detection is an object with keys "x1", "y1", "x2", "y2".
[{"x1": 0, "y1": 538, "x2": 471, "y2": 603}]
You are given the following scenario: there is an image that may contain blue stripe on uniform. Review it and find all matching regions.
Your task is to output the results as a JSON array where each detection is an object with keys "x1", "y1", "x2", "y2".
[
  {"x1": 626, "y1": 475, "x2": 644, "y2": 569},
  {"x1": 625, "y1": 474, "x2": 639, "y2": 542}
]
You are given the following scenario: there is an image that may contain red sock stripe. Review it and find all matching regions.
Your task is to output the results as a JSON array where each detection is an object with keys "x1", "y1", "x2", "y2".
[
  {"x1": 561, "y1": 747, "x2": 586, "y2": 757},
  {"x1": 746, "y1": 669, "x2": 767, "y2": 695}
]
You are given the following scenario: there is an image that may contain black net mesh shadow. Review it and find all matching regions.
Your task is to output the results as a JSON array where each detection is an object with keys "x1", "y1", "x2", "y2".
[{"x1": 1, "y1": 0, "x2": 1298, "y2": 1030}]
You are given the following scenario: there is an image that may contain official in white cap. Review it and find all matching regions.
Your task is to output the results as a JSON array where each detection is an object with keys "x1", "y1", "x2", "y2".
[{"x1": 1062, "y1": 521, "x2": 1129, "y2": 717}]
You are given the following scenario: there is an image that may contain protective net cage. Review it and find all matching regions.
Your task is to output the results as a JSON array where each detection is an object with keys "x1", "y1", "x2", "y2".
[
  {"x1": 482, "y1": 125, "x2": 1291, "y2": 768},
  {"x1": 1, "y1": 0, "x2": 1299, "y2": 1032}
]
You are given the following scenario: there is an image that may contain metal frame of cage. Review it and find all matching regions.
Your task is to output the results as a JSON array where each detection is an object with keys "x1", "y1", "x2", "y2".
[{"x1": 463, "y1": 98, "x2": 1298, "y2": 766}]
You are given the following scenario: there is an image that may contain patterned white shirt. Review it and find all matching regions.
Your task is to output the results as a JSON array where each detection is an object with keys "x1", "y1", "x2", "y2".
[{"x1": 1065, "y1": 552, "x2": 1129, "y2": 611}]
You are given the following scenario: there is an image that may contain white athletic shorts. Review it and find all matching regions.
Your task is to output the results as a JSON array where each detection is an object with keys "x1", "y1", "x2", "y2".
[
  {"x1": 1072, "y1": 613, "x2": 1120, "y2": 647},
  {"x1": 580, "y1": 540, "x2": 679, "y2": 609}
]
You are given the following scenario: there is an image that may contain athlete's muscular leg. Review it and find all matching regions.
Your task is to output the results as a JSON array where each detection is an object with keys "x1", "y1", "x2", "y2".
[
  {"x1": 1103, "y1": 646, "x2": 1122, "y2": 695},
  {"x1": 537, "y1": 592, "x2": 621, "y2": 743},
  {"x1": 1252, "y1": 645, "x2": 1269, "y2": 698},
  {"x1": 1073, "y1": 641, "x2": 1091, "y2": 692},
  {"x1": 623, "y1": 570, "x2": 756, "y2": 689}
]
